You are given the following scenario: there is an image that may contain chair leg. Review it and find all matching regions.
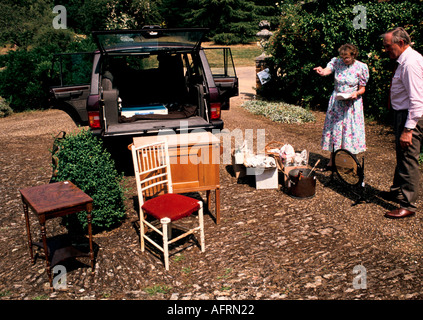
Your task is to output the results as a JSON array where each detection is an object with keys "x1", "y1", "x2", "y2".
[
  {"x1": 140, "y1": 211, "x2": 145, "y2": 252},
  {"x1": 198, "y1": 201, "x2": 205, "y2": 252},
  {"x1": 167, "y1": 222, "x2": 172, "y2": 240},
  {"x1": 161, "y1": 217, "x2": 171, "y2": 271}
]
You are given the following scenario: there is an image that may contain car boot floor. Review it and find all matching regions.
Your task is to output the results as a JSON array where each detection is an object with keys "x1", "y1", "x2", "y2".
[{"x1": 105, "y1": 116, "x2": 211, "y2": 136}]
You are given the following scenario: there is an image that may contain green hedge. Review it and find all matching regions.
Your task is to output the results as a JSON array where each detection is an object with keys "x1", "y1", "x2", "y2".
[
  {"x1": 51, "y1": 129, "x2": 126, "y2": 233},
  {"x1": 261, "y1": 0, "x2": 423, "y2": 123}
]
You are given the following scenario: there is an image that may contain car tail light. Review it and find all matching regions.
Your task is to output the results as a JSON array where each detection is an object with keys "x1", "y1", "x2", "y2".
[
  {"x1": 87, "y1": 95, "x2": 101, "y2": 129},
  {"x1": 210, "y1": 102, "x2": 221, "y2": 120},
  {"x1": 88, "y1": 111, "x2": 101, "y2": 129}
]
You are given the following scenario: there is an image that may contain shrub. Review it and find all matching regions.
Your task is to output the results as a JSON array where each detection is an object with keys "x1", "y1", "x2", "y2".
[
  {"x1": 213, "y1": 33, "x2": 244, "y2": 45},
  {"x1": 241, "y1": 100, "x2": 315, "y2": 124},
  {"x1": 51, "y1": 129, "x2": 126, "y2": 233},
  {"x1": 0, "y1": 96, "x2": 12, "y2": 118}
]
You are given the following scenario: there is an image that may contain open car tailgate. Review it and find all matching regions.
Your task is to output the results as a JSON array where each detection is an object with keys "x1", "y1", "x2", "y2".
[{"x1": 93, "y1": 28, "x2": 208, "y2": 54}]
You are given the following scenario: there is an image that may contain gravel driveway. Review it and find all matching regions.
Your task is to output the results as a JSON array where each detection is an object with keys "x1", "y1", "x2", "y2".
[{"x1": 1, "y1": 67, "x2": 423, "y2": 303}]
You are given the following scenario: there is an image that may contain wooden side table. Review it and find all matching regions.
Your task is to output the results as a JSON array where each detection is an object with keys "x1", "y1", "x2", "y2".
[{"x1": 20, "y1": 180, "x2": 95, "y2": 288}]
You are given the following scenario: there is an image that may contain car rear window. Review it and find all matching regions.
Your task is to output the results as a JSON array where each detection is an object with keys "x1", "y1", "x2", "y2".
[{"x1": 94, "y1": 29, "x2": 207, "y2": 54}]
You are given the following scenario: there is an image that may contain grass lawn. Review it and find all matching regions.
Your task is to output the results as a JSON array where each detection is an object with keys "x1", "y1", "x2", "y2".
[{"x1": 203, "y1": 42, "x2": 263, "y2": 67}]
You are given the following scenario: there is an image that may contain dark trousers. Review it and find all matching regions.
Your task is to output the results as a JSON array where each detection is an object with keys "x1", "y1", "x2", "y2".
[{"x1": 391, "y1": 110, "x2": 423, "y2": 211}]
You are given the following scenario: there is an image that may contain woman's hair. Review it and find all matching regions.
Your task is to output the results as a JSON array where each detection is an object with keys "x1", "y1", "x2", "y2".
[
  {"x1": 338, "y1": 43, "x2": 359, "y2": 58},
  {"x1": 383, "y1": 27, "x2": 411, "y2": 45}
]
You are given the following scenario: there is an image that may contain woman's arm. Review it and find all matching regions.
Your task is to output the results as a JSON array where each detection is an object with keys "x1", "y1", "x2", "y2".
[
  {"x1": 313, "y1": 66, "x2": 332, "y2": 76},
  {"x1": 349, "y1": 85, "x2": 365, "y2": 99}
]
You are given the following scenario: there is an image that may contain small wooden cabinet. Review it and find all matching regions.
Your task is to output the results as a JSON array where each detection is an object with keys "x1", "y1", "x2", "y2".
[{"x1": 133, "y1": 132, "x2": 221, "y2": 223}]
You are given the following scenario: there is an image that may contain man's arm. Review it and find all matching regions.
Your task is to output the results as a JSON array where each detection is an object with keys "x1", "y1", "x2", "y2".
[{"x1": 400, "y1": 61, "x2": 423, "y2": 148}]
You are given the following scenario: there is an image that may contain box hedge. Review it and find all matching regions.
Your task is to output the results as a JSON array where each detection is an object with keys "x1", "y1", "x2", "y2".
[{"x1": 51, "y1": 129, "x2": 126, "y2": 233}]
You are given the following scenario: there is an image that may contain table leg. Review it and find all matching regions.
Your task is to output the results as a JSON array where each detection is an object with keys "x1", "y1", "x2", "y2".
[
  {"x1": 206, "y1": 190, "x2": 211, "y2": 211},
  {"x1": 22, "y1": 201, "x2": 34, "y2": 264},
  {"x1": 86, "y1": 206, "x2": 95, "y2": 274},
  {"x1": 40, "y1": 223, "x2": 52, "y2": 286},
  {"x1": 215, "y1": 187, "x2": 220, "y2": 224},
  {"x1": 206, "y1": 189, "x2": 221, "y2": 224}
]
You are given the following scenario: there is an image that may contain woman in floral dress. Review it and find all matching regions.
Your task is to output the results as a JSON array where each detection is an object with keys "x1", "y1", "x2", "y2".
[{"x1": 314, "y1": 44, "x2": 370, "y2": 170}]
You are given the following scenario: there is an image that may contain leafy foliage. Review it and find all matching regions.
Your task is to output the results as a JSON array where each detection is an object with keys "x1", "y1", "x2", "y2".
[
  {"x1": 241, "y1": 100, "x2": 315, "y2": 124},
  {"x1": 51, "y1": 129, "x2": 126, "y2": 232},
  {"x1": 0, "y1": 0, "x2": 53, "y2": 47},
  {"x1": 262, "y1": 0, "x2": 423, "y2": 123},
  {"x1": 0, "y1": 96, "x2": 12, "y2": 118},
  {"x1": 185, "y1": 0, "x2": 279, "y2": 44}
]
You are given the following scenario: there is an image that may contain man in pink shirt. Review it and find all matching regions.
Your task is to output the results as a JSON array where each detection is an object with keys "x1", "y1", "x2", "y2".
[{"x1": 382, "y1": 27, "x2": 423, "y2": 219}]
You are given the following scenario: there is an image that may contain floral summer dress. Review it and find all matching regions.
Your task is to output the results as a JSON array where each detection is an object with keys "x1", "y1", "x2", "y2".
[{"x1": 321, "y1": 57, "x2": 370, "y2": 154}]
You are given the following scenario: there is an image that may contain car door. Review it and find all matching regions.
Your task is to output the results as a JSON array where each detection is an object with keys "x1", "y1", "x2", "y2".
[
  {"x1": 204, "y1": 47, "x2": 238, "y2": 110},
  {"x1": 49, "y1": 52, "x2": 94, "y2": 126}
]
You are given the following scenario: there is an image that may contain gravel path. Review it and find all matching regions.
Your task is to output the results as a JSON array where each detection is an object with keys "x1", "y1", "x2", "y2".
[{"x1": 1, "y1": 67, "x2": 423, "y2": 302}]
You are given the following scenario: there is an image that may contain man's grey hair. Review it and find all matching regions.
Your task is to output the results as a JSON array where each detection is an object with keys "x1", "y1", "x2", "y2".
[{"x1": 382, "y1": 27, "x2": 412, "y2": 45}]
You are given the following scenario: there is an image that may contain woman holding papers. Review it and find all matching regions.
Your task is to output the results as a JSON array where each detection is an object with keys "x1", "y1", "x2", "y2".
[{"x1": 314, "y1": 44, "x2": 370, "y2": 171}]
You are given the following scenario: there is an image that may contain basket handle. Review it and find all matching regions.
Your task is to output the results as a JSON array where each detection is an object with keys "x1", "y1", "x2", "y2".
[
  {"x1": 265, "y1": 141, "x2": 284, "y2": 154},
  {"x1": 265, "y1": 140, "x2": 282, "y2": 148}
]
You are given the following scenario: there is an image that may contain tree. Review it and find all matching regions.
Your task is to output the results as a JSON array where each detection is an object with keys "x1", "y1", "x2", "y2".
[
  {"x1": 159, "y1": 0, "x2": 190, "y2": 28},
  {"x1": 54, "y1": 0, "x2": 112, "y2": 33},
  {"x1": 185, "y1": 0, "x2": 278, "y2": 44},
  {"x1": 253, "y1": 0, "x2": 280, "y2": 29},
  {"x1": 104, "y1": 0, "x2": 164, "y2": 29},
  {"x1": 0, "y1": 0, "x2": 54, "y2": 47}
]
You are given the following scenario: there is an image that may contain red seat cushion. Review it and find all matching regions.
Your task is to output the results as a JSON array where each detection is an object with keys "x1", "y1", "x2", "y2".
[{"x1": 142, "y1": 193, "x2": 200, "y2": 221}]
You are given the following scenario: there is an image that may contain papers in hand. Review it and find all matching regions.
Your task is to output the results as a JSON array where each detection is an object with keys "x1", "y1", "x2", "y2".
[{"x1": 335, "y1": 92, "x2": 352, "y2": 100}]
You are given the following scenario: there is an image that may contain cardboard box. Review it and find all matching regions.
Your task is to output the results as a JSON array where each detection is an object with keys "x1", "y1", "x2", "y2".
[
  {"x1": 231, "y1": 153, "x2": 246, "y2": 179},
  {"x1": 121, "y1": 104, "x2": 168, "y2": 117},
  {"x1": 254, "y1": 167, "x2": 279, "y2": 189}
]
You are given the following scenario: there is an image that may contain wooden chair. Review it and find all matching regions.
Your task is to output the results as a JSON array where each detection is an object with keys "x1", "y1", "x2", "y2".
[{"x1": 131, "y1": 141, "x2": 205, "y2": 270}]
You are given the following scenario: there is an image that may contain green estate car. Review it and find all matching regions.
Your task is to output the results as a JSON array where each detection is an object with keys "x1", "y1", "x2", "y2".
[{"x1": 49, "y1": 28, "x2": 238, "y2": 137}]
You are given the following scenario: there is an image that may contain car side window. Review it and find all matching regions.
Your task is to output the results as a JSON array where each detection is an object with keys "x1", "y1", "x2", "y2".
[
  {"x1": 204, "y1": 48, "x2": 236, "y2": 78},
  {"x1": 52, "y1": 53, "x2": 93, "y2": 87}
]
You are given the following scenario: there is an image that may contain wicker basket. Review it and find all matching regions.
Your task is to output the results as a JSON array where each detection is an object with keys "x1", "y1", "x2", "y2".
[
  {"x1": 264, "y1": 141, "x2": 284, "y2": 156},
  {"x1": 264, "y1": 141, "x2": 285, "y2": 171}
]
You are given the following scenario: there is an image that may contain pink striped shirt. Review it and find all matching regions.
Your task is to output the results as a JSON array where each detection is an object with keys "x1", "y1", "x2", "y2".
[{"x1": 391, "y1": 46, "x2": 423, "y2": 129}]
